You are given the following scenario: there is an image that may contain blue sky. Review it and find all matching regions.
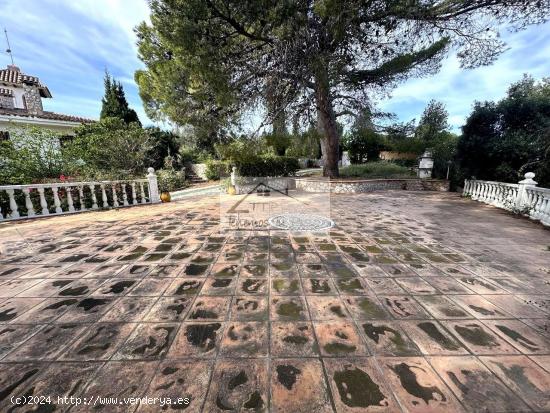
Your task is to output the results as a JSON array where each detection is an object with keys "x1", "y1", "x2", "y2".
[{"x1": 2, "y1": 0, "x2": 549, "y2": 132}]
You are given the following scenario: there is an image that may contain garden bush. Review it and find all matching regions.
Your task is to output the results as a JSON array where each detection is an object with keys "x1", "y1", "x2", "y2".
[
  {"x1": 236, "y1": 156, "x2": 299, "y2": 177},
  {"x1": 157, "y1": 168, "x2": 187, "y2": 192},
  {"x1": 205, "y1": 159, "x2": 232, "y2": 180},
  {"x1": 339, "y1": 162, "x2": 414, "y2": 178}
]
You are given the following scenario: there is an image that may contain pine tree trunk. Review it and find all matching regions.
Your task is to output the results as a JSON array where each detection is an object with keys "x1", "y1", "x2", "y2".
[{"x1": 314, "y1": 68, "x2": 340, "y2": 178}]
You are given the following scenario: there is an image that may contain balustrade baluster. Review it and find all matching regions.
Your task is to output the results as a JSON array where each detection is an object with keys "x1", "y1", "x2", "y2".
[
  {"x1": 89, "y1": 184, "x2": 99, "y2": 209},
  {"x1": 121, "y1": 184, "x2": 129, "y2": 206},
  {"x1": 66, "y1": 187, "x2": 75, "y2": 213},
  {"x1": 22, "y1": 188, "x2": 35, "y2": 217},
  {"x1": 131, "y1": 182, "x2": 138, "y2": 205},
  {"x1": 78, "y1": 185, "x2": 86, "y2": 211},
  {"x1": 52, "y1": 186, "x2": 62, "y2": 213},
  {"x1": 139, "y1": 182, "x2": 147, "y2": 204},
  {"x1": 112, "y1": 184, "x2": 119, "y2": 207},
  {"x1": 100, "y1": 184, "x2": 108, "y2": 208},
  {"x1": 6, "y1": 189, "x2": 20, "y2": 219},
  {"x1": 37, "y1": 187, "x2": 49, "y2": 215}
]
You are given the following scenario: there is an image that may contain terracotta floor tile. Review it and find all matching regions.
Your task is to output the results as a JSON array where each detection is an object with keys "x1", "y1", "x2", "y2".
[
  {"x1": 324, "y1": 357, "x2": 398, "y2": 412},
  {"x1": 483, "y1": 319, "x2": 550, "y2": 355},
  {"x1": 168, "y1": 322, "x2": 225, "y2": 358},
  {"x1": 380, "y1": 296, "x2": 433, "y2": 319},
  {"x1": 400, "y1": 320, "x2": 469, "y2": 355},
  {"x1": 270, "y1": 321, "x2": 319, "y2": 357},
  {"x1": 313, "y1": 321, "x2": 368, "y2": 357},
  {"x1": 231, "y1": 296, "x2": 269, "y2": 321},
  {"x1": 138, "y1": 360, "x2": 214, "y2": 412},
  {"x1": 219, "y1": 321, "x2": 268, "y2": 357},
  {"x1": 442, "y1": 320, "x2": 520, "y2": 355},
  {"x1": 204, "y1": 358, "x2": 268, "y2": 411},
  {"x1": 71, "y1": 361, "x2": 158, "y2": 413},
  {"x1": 306, "y1": 296, "x2": 351, "y2": 321},
  {"x1": 379, "y1": 356, "x2": 465, "y2": 412},
  {"x1": 360, "y1": 321, "x2": 421, "y2": 356},
  {"x1": 1, "y1": 191, "x2": 550, "y2": 411},
  {"x1": 271, "y1": 358, "x2": 332, "y2": 412},
  {"x1": 428, "y1": 355, "x2": 531, "y2": 412},
  {"x1": 480, "y1": 355, "x2": 550, "y2": 411}
]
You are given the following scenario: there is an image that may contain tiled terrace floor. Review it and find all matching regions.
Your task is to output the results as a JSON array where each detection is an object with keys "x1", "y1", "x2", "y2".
[{"x1": 1, "y1": 191, "x2": 550, "y2": 412}]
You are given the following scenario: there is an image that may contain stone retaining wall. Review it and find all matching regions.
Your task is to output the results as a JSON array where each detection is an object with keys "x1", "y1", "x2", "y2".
[{"x1": 294, "y1": 178, "x2": 449, "y2": 193}]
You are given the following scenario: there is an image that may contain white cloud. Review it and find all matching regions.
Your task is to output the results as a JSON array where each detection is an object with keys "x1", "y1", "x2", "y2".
[
  {"x1": 1, "y1": 0, "x2": 153, "y2": 124},
  {"x1": 379, "y1": 21, "x2": 550, "y2": 131}
]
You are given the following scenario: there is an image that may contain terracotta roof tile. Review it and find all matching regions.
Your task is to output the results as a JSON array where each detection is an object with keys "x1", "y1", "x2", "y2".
[{"x1": 0, "y1": 107, "x2": 95, "y2": 123}]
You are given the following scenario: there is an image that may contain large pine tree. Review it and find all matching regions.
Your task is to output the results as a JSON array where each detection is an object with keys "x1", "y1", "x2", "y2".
[
  {"x1": 101, "y1": 71, "x2": 141, "y2": 125},
  {"x1": 136, "y1": 1, "x2": 549, "y2": 177}
]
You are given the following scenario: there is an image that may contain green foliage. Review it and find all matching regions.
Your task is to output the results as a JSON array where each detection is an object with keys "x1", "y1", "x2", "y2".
[
  {"x1": 144, "y1": 127, "x2": 180, "y2": 170},
  {"x1": 66, "y1": 118, "x2": 153, "y2": 179},
  {"x1": 339, "y1": 162, "x2": 414, "y2": 179},
  {"x1": 0, "y1": 126, "x2": 74, "y2": 185},
  {"x1": 263, "y1": 132, "x2": 292, "y2": 156},
  {"x1": 344, "y1": 111, "x2": 386, "y2": 163},
  {"x1": 415, "y1": 100, "x2": 450, "y2": 142},
  {"x1": 179, "y1": 146, "x2": 211, "y2": 164},
  {"x1": 286, "y1": 127, "x2": 322, "y2": 159},
  {"x1": 431, "y1": 132, "x2": 458, "y2": 179},
  {"x1": 101, "y1": 71, "x2": 141, "y2": 125},
  {"x1": 136, "y1": 0, "x2": 546, "y2": 176},
  {"x1": 235, "y1": 156, "x2": 299, "y2": 177},
  {"x1": 157, "y1": 168, "x2": 187, "y2": 192},
  {"x1": 205, "y1": 159, "x2": 232, "y2": 180},
  {"x1": 214, "y1": 139, "x2": 260, "y2": 163},
  {"x1": 456, "y1": 75, "x2": 550, "y2": 187}
]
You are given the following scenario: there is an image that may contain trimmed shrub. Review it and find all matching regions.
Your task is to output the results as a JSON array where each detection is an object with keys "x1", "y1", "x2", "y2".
[
  {"x1": 157, "y1": 169, "x2": 187, "y2": 192},
  {"x1": 339, "y1": 162, "x2": 414, "y2": 178},
  {"x1": 205, "y1": 160, "x2": 232, "y2": 180},
  {"x1": 236, "y1": 156, "x2": 299, "y2": 177}
]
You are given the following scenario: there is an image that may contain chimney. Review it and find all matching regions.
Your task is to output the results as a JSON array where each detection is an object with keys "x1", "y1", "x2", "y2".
[{"x1": 23, "y1": 86, "x2": 44, "y2": 115}]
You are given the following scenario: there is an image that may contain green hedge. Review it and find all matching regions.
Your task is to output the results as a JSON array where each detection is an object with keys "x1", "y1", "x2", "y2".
[
  {"x1": 157, "y1": 169, "x2": 187, "y2": 192},
  {"x1": 339, "y1": 162, "x2": 414, "y2": 178},
  {"x1": 205, "y1": 160, "x2": 232, "y2": 180},
  {"x1": 236, "y1": 156, "x2": 299, "y2": 177},
  {"x1": 206, "y1": 156, "x2": 299, "y2": 179}
]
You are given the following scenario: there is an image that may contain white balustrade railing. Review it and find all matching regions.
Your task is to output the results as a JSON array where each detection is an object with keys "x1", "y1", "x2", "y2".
[
  {"x1": 0, "y1": 167, "x2": 161, "y2": 222},
  {"x1": 463, "y1": 172, "x2": 550, "y2": 226}
]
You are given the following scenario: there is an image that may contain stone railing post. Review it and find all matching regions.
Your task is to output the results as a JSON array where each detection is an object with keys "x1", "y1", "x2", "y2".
[
  {"x1": 147, "y1": 167, "x2": 161, "y2": 203},
  {"x1": 231, "y1": 166, "x2": 238, "y2": 186},
  {"x1": 516, "y1": 172, "x2": 537, "y2": 211}
]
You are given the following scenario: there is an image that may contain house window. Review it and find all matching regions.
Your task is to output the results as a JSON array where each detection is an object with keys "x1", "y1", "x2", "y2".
[{"x1": 0, "y1": 131, "x2": 9, "y2": 142}]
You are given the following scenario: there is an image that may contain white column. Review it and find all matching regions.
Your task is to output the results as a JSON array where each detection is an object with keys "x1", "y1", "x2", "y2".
[
  {"x1": 122, "y1": 183, "x2": 129, "y2": 206},
  {"x1": 37, "y1": 187, "x2": 49, "y2": 215},
  {"x1": 78, "y1": 185, "x2": 86, "y2": 211},
  {"x1": 139, "y1": 182, "x2": 147, "y2": 204},
  {"x1": 112, "y1": 184, "x2": 119, "y2": 207},
  {"x1": 89, "y1": 184, "x2": 99, "y2": 210},
  {"x1": 6, "y1": 189, "x2": 20, "y2": 219},
  {"x1": 516, "y1": 172, "x2": 537, "y2": 212},
  {"x1": 66, "y1": 187, "x2": 75, "y2": 213},
  {"x1": 52, "y1": 186, "x2": 62, "y2": 213},
  {"x1": 146, "y1": 167, "x2": 161, "y2": 203},
  {"x1": 100, "y1": 184, "x2": 108, "y2": 208},
  {"x1": 22, "y1": 188, "x2": 35, "y2": 217},
  {"x1": 131, "y1": 182, "x2": 138, "y2": 205}
]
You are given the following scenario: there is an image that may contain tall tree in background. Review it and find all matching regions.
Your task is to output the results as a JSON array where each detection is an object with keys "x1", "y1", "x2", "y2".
[
  {"x1": 415, "y1": 100, "x2": 450, "y2": 142},
  {"x1": 101, "y1": 71, "x2": 141, "y2": 125},
  {"x1": 136, "y1": 1, "x2": 548, "y2": 177},
  {"x1": 457, "y1": 75, "x2": 550, "y2": 186}
]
